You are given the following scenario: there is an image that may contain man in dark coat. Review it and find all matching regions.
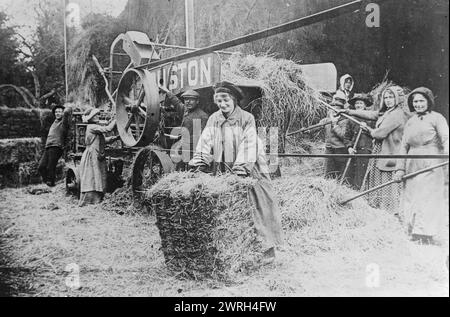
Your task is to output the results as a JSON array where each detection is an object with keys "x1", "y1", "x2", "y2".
[
  {"x1": 159, "y1": 87, "x2": 209, "y2": 169},
  {"x1": 38, "y1": 103, "x2": 72, "y2": 187}
]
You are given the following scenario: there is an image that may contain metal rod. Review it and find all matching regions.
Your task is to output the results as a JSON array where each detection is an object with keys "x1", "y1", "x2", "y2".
[
  {"x1": 63, "y1": 0, "x2": 69, "y2": 102},
  {"x1": 276, "y1": 154, "x2": 449, "y2": 159},
  {"x1": 136, "y1": 0, "x2": 363, "y2": 69},
  {"x1": 150, "y1": 42, "x2": 233, "y2": 55},
  {"x1": 340, "y1": 161, "x2": 449, "y2": 205},
  {"x1": 340, "y1": 127, "x2": 363, "y2": 185},
  {"x1": 92, "y1": 55, "x2": 116, "y2": 108}
]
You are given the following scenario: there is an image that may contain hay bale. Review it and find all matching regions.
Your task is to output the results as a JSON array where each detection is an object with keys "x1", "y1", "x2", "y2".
[
  {"x1": 221, "y1": 54, "x2": 327, "y2": 152},
  {"x1": 144, "y1": 172, "x2": 261, "y2": 280},
  {"x1": 0, "y1": 107, "x2": 51, "y2": 139},
  {"x1": 0, "y1": 138, "x2": 42, "y2": 166}
]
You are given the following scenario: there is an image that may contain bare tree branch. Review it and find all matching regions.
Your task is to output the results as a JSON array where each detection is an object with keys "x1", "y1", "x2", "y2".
[
  {"x1": 18, "y1": 86, "x2": 38, "y2": 105},
  {"x1": 0, "y1": 84, "x2": 36, "y2": 108},
  {"x1": 40, "y1": 89, "x2": 56, "y2": 101},
  {"x1": 30, "y1": 72, "x2": 41, "y2": 100}
]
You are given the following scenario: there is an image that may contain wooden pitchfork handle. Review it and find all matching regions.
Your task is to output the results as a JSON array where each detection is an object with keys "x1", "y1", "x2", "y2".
[
  {"x1": 339, "y1": 161, "x2": 449, "y2": 206},
  {"x1": 340, "y1": 127, "x2": 363, "y2": 185}
]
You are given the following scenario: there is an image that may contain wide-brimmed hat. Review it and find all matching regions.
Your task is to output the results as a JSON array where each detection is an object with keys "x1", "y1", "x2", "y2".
[
  {"x1": 51, "y1": 103, "x2": 65, "y2": 115},
  {"x1": 181, "y1": 89, "x2": 200, "y2": 99},
  {"x1": 348, "y1": 93, "x2": 373, "y2": 108},
  {"x1": 330, "y1": 90, "x2": 347, "y2": 108},
  {"x1": 82, "y1": 107, "x2": 101, "y2": 123},
  {"x1": 213, "y1": 81, "x2": 244, "y2": 101}
]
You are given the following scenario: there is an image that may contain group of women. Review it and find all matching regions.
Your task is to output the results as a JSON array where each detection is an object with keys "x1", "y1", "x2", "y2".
[{"x1": 338, "y1": 85, "x2": 448, "y2": 244}]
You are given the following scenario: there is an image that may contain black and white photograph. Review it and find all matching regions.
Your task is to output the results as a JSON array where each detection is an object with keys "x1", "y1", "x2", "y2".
[{"x1": 0, "y1": 0, "x2": 448, "y2": 300}]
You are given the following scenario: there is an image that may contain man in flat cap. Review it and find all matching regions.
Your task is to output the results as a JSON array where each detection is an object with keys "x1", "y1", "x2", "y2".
[
  {"x1": 38, "y1": 103, "x2": 72, "y2": 187},
  {"x1": 159, "y1": 86, "x2": 209, "y2": 169}
]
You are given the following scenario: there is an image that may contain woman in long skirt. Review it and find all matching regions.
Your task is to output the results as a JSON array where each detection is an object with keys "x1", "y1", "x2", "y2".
[
  {"x1": 394, "y1": 87, "x2": 449, "y2": 244},
  {"x1": 343, "y1": 85, "x2": 409, "y2": 213},
  {"x1": 78, "y1": 108, "x2": 118, "y2": 207}
]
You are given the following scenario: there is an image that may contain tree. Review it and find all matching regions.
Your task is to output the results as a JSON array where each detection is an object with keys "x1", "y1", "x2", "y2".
[
  {"x1": 22, "y1": 0, "x2": 65, "y2": 107},
  {"x1": 0, "y1": 11, "x2": 30, "y2": 107},
  {"x1": 0, "y1": 1, "x2": 66, "y2": 108}
]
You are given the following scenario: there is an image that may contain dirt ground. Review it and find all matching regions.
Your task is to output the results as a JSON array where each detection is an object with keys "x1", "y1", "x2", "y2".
[{"x1": 0, "y1": 174, "x2": 449, "y2": 297}]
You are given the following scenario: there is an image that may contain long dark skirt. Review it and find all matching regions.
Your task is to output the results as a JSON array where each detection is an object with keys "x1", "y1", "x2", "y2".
[
  {"x1": 324, "y1": 147, "x2": 352, "y2": 182},
  {"x1": 351, "y1": 148, "x2": 371, "y2": 190}
]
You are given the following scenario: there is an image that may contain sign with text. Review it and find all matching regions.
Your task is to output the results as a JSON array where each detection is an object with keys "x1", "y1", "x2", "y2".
[{"x1": 152, "y1": 53, "x2": 221, "y2": 93}]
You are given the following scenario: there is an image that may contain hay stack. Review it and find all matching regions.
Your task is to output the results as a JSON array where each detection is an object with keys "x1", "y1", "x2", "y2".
[
  {"x1": 222, "y1": 54, "x2": 327, "y2": 152},
  {"x1": 145, "y1": 172, "x2": 260, "y2": 280}
]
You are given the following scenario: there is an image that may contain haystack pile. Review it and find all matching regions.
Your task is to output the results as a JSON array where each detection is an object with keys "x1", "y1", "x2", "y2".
[{"x1": 145, "y1": 172, "x2": 261, "y2": 280}]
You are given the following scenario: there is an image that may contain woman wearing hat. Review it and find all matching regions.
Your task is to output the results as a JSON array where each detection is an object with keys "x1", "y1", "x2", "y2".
[
  {"x1": 189, "y1": 81, "x2": 283, "y2": 261},
  {"x1": 341, "y1": 85, "x2": 409, "y2": 213},
  {"x1": 393, "y1": 87, "x2": 449, "y2": 244},
  {"x1": 321, "y1": 93, "x2": 356, "y2": 180},
  {"x1": 38, "y1": 103, "x2": 72, "y2": 187},
  {"x1": 347, "y1": 93, "x2": 374, "y2": 190},
  {"x1": 78, "y1": 108, "x2": 119, "y2": 207}
]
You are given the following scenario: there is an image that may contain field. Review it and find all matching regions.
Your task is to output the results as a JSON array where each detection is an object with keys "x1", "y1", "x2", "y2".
[{"x1": 0, "y1": 163, "x2": 448, "y2": 297}]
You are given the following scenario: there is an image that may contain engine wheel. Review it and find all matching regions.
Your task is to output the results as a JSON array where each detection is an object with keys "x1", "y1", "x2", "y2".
[
  {"x1": 116, "y1": 69, "x2": 160, "y2": 147},
  {"x1": 131, "y1": 146, "x2": 174, "y2": 199}
]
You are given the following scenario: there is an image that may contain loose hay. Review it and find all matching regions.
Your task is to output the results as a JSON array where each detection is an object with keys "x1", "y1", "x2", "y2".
[
  {"x1": 145, "y1": 172, "x2": 261, "y2": 280},
  {"x1": 273, "y1": 176, "x2": 407, "y2": 254},
  {"x1": 102, "y1": 186, "x2": 134, "y2": 215},
  {"x1": 221, "y1": 54, "x2": 327, "y2": 152}
]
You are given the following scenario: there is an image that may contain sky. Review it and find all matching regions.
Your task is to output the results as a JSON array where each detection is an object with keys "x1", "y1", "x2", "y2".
[{"x1": 0, "y1": 0, "x2": 128, "y2": 39}]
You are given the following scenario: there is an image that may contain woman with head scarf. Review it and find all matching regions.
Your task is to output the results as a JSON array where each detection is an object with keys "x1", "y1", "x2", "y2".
[
  {"x1": 189, "y1": 81, "x2": 283, "y2": 262},
  {"x1": 347, "y1": 93, "x2": 374, "y2": 190},
  {"x1": 393, "y1": 87, "x2": 449, "y2": 244},
  {"x1": 78, "y1": 108, "x2": 119, "y2": 207},
  {"x1": 337, "y1": 74, "x2": 354, "y2": 102},
  {"x1": 341, "y1": 85, "x2": 409, "y2": 213}
]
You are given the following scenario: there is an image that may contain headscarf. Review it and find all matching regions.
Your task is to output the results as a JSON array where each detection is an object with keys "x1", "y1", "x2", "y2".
[{"x1": 407, "y1": 87, "x2": 435, "y2": 113}]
